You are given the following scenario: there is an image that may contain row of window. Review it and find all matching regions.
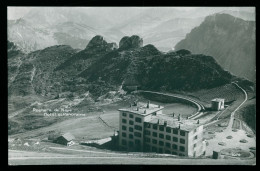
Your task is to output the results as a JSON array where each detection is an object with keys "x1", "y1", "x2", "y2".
[
  {"x1": 122, "y1": 113, "x2": 142, "y2": 123},
  {"x1": 144, "y1": 145, "x2": 185, "y2": 156},
  {"x1": 144, "y1": 138, "x2": 185, "y2": 151},
  {"x1": 122, "y1": 131, "x2": 142, "y2": 138},
  {"x1": 146, "y1": 123, "x2": 186, "y2": 136},
  {"x1": 122, "y1": 124, "x2": 142, "y2": 132},
  {"x1": 121, "y1": 139, "x2": 186, "y2": 153},
  {"x1": 121, "y1": 139, "x2": 141, "y2": 146},
  {"x1": 122, "y1": 118, "x2": 141, "y2": 125},
  {"x1": 145, "y1": 131, "x2": 185, "y2": 144}
]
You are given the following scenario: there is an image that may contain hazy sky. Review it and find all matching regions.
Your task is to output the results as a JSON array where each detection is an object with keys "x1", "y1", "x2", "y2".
[{"x1": 7, "y1": 7, "x2": 255, "y2": 20}]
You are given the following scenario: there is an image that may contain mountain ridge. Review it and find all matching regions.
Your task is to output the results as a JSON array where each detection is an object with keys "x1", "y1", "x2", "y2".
[{"x1": 175, "y1": 13, "x2": 255, "y2": 82}]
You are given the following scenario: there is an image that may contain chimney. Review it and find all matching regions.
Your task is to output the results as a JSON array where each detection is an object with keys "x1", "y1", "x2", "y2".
[
  {"x1": 157, "y1": 119, "x2": 160, "y2": 124},
  {"x1": 147, "y1": 100, "x2": 150, "y2": 108},
  {"x1": 178, "y1": 124, "x2": 181, "y2": 129},
  {"x1": 137, "y1": 107, "x2": 139, "y2": 111},
  {"x1": 144, "y1": 110, "x2": 146, "y2": 114},
  {"x1": 172, "y1": 112, "x2": 175, "y2": 118},
  {"x1": 164, "y1": 121, "x2": 167, "y2": 126},
  {"x1": 178, "y1": 114, "x2": 181, "y2": 121},
  {"x1": 158, "y1": 104, "x2": 160, "y2": 108},
  {"x1": 197, "y1": 120, "x2": 200, "y2": 124}
]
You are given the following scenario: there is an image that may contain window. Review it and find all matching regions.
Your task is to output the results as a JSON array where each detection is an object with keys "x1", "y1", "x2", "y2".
[
  {"x1": 145, "y1": 130, "x2": 151, "y2": 135},
  {"x1": 180, "y1": 131, "x2": 185, "y2": 136},
  {"x1": 179, "y1": 153, "x2": 185, "y2": 156},
  {"x1": 159, "y1": 141, "x2": 164, "y2": 146},
  {"x1": 165, "y1": 150, "x2": 171, "y2": 154},
  {"x1": 173, "y1": 129, "x2": 178, "y2": 135},
  {"x1": 135, "y1": 139, "x2": 141, "y2": 145},
  {"x1": 135, "y1": 117, "x2": 142, "y2": 123},
  {"x1": 159, "y1": 126, "x2": 164, "y2": 131},
  {"x1": 152, "y1": 146, "x2": 157, "y2": 152},
  {"x1": 129, "y1": 114, "x2": 133, "y2": 118},
  {"x1": 172, "y1": 137, "x2": 178, "y2": 142},
  {"x1": 144, "y1": 145, "x2": 150, "y2": 151},
  {"x1": 194, "y1": 135, "x2": 198, "y2": 140},
  {"x1": 172, "y1": 144, "x2": 178, "y2": 150},
  {"x1": 129, "y1": 141, "x2": 134, "y2": 147},
  {"x1": 122, "y1": 125, "x2": 126, "y2": 130},
  {"x1": 134, "y1": 125, "x2": 142, "y2": 131},
  {"x1": 129, "y1": 134, "x2": 133, "y2": 139},
  {"x1": 166, "y1": 135, "x2": 171, "y2": 140},
  {"x1": 152, "y1": 139, "x2": 157, "y2": 144},
  {"x1": 172, "y1": 151, "x2": 178, "y2": 155},
  {"x1": 129, "y1": 120, "x2": 134, "y2": 125},
  {"x1": 159, "y1": 133, "x2": 164, "y2": 139},
  {"x1": 122, "y1": 132, "x2": 126, "y2": 137},
  {"x1": 166, "y1": 142, "x2": 171, "y2": 148},
  {"x1": 122, "y1": 119, "x2": 127, "y2": 124},
  {"x1": 180, "y1": 146, "x2": 185, "y2": 152},
  {"x1": 152, "y1": 132, "x2": 157, "y2": 137},
  {"x1": 180, "y1": 138, "x2": 185, "y2": 144},
  {"x1": 146, "y1": 123, "x2": 151, "y2": 128},
  {"x1": 122, "y1": 139, "x2": 127, "y2": 145},
  {"x1": 122, "y1": 113, "x2": 127, "y2": 117},
  {"x1": 129, "y1": 127, "x2": 133, "y2": 132},
  {"x1": 166, "y1": 127, "x2": 171, "y2": 133},
  {"x1": 145, "y1": 137, "x2": 150, "y2": 142},
  {"x1": 153, "y1": 124, "x2": 158, "y2": 130},
  {"x1": 158, "y1": 148, "x2": 163, "y2": 153},
  {"x1": 134, "y1": 132, "x2": 141, "y2": 137}
]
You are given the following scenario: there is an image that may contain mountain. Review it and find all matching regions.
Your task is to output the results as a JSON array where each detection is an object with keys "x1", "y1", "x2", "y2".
[
  {"x1": 8, "y1": 35, "x2": 234, "y2": 99},
  {"x1": 8, "y1": 7, "x2": 255, "y2": 53},
  {"x1": 8, "y1": 35, "x2": 246, "y2": 134},
  {"x1": 175, "y1": 13, "x2": 255, "y2": 82}
]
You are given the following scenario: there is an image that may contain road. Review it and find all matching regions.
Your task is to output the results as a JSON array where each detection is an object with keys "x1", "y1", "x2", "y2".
[
  {"x1": 8, "y1": 150, "x2": 255, "y2": 165},
  {"x1": 136, "y1": 90, "x2": 205, "y2": 118},
  {"x1": 204, "y1": 82, "x2": 248, "y2": 128},
  {"x1": 226, "y1": 82, "x2": 248, "y2": 130}
]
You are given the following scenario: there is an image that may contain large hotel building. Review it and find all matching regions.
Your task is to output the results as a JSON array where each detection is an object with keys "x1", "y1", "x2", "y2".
[{"x1": 118, "y1": 101, "x2": 206, "y2": 157}]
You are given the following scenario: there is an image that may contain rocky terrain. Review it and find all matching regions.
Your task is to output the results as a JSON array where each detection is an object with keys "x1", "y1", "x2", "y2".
[
  {"x1": 175, "y1": 13, "x2": 255, "y2": 82},
  {"x1": 8, "y1": 34, "x2": 242, "y2": 135}
]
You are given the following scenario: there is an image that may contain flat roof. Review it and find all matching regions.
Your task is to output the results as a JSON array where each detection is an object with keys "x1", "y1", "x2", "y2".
[
  {"x1": 211, "y1": 98, "x2": 225, "y2": 102},
  {"x1": 145, "y1": 114, "x2": 202, "y2": 132},
  {"x1": 118, "y1": 103, "x2": 164, "y2": 116}
]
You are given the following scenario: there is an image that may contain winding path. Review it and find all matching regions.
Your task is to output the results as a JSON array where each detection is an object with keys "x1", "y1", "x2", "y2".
[
  {"x1": 136, "y1": 90, "x2": 205, "y2": 118},
  {"x1": 227, "y1": 82, "x2": 248, "y2": 130}
]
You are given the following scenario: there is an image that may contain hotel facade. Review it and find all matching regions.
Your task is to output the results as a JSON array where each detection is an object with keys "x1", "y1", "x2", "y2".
[{"x1": 118, "y1": 101, "x2": 206, "y2": 157}]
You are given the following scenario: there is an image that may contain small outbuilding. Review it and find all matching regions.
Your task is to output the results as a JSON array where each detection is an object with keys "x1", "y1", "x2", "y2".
[
  {"x1": 54, "y1": 133, "x2": 75, "y2": 146},
  {"x1": 211, "y1": 98, "x2": 225, "y2": 111}
]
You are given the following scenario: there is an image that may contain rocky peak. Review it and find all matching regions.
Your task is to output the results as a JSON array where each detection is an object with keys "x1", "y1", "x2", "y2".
[
  {"x1": 119, "y1": 35, "x2": 143, "y2": 50},
  {"x1": 86, "y1": 35, "x2": 118, "y2": 52},
  {"x1": 86, "y1": 35, "x2": 107, "y2": 48}
]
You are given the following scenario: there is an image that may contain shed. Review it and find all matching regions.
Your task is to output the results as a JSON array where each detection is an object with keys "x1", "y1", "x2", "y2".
[{"x1": 54, "y1": 133, "x2": 75, "y2": 146}]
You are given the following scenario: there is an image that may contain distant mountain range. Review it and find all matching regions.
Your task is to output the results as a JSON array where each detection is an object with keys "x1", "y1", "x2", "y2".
[
  {"x1": 175, "y1": 13, "x2": 255, "y2": 82},
  {"x1": 8, "y1": 7, "x2": 255, "y2": 53}
]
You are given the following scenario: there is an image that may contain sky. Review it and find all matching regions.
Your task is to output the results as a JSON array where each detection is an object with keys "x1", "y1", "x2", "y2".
[{"x1": 7, "y1": 7, "x2": 255, "y2": 20}]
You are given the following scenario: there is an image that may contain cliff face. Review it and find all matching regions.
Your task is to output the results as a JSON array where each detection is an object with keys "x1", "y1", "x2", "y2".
[{"x1": 175, "y1": 13, "x2": 255, "y2": 82}]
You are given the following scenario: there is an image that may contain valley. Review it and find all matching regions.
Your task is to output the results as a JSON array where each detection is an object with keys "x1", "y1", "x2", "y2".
[{"x1": 7, "y1": 7, "x2": 255, "y2": 165}]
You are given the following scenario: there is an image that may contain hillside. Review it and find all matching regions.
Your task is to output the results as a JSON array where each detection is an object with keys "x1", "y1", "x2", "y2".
[
  {"x1": 8, "y1": 35, "x2": 235, "y2": 106},
  {"x1": 9, "y1": 35, "x2": 250, "y2": 135},
  {"x1": 175, "y1": 13, "x2": 255, "y2": 82}
]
